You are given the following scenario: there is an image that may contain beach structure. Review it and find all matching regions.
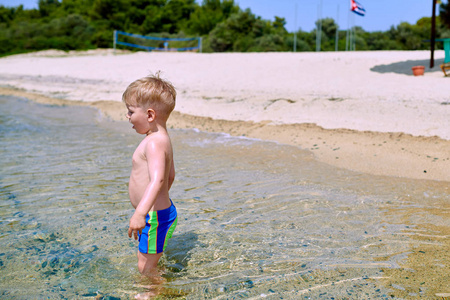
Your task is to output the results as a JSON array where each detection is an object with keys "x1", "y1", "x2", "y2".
[
  {"x1": 437, "y1": 38, "x2": 450, "y2": 75},
  {"x1": 113, "y1": 30, "x2": 202, "y2": 53},
  {"x1": 428, "y1": 0, "x2": 449, "y2": 75}
]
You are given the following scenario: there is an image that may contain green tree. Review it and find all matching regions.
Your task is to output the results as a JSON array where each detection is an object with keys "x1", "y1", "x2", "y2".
[
  {"x1": 440, "y1": 0, "x2": 450, "y2": 29},
  {"x1": 159, "y1": 0, "x2": 196, "y2": 33},
  {"x1": 0, "y1": 5, "x2": 17, "y2": 24},
  {"x1": 1, "y1": 0, "x2": 447, "y2": 55},
  {"x1": 365, "y1": 31, "x2": 399, "y2": 50},
  {"x1": 91, "y1": 0, "x2": 127, "y2": 30},
  {"x1": 186, "y1": 0, "x2": 239, "y2": 35},
  {"x1": 140, "y1": 5, "x2": 164, "y2": 33},
  {"x1": 273, "y1": 16, "x2": 286, "y2": 32},
  {"x1": 209, "y1": 9, "x2": 288, "y2": 52},
  {"x1": 209, "y1": 9, "x2": 261, "y2": 51},
  {"x1": 313, "y1": 18, "x2": 338, "y2": 51},
  {"x1": 38, "y1": 0, "x2": 61, "y2": 17},
  {"x1": 387, "y1": 21, "x2": 431, "y2": 50},
  {"x1": 59, "y1": 0, "x2": 94, "y2": 16}
]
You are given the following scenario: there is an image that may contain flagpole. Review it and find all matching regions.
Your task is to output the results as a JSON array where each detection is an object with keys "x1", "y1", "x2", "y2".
[
  {"x1": 348, "y1": 0, "x2": 365, "y2": 51},
  {"x1": 335, "y1": 4, "x2": 339, "y2": 51},
  {"x1": 354, "y1": 12, "x2": 357, "y2": 50},
  {"x1": 316, "y1": 0, "x2": 323, "y2": 52},
  {"x1": 319, "y1": 0, "x2": 322, "y2": 51},
  {"x1": 346, "y1": 1, "x2": 350, "y2": 51},
  {"x1": 351, "y1": 13, "x2": 355, "y2": 50},
  {"x1": 316, "y1": 4, "x2": 319, "y2": 51},
  {"x1": 349, "y1": 0, "x2": 354, "y2": 51},
  {"x1": 293, "y1": 1, "x2": 297, "y2": 52},
  {"x1": 352, "y1": 13, "x2": 355, "y2": 50}
]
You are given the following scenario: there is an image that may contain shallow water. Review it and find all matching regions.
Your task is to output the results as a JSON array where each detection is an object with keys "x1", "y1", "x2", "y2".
[{"x1": 0, "y1": 96, "x2": 448, "y2": 299}]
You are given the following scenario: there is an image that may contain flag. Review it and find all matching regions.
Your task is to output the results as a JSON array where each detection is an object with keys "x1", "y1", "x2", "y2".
[{"x1": 351, "y1": 0, "x2": 366, "y2": 16}]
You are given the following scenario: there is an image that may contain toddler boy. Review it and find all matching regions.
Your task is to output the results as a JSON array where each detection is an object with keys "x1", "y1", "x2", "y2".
[{"x1": 122, "y1": 74, "x2": 178, "y2": 276}]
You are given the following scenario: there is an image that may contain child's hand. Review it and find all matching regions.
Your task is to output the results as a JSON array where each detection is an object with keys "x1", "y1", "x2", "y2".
[{"x1": 128, "y1": 213, "x2": 146, "y2": 240}]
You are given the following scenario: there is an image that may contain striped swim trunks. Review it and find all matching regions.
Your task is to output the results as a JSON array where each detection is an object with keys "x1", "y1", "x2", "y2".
[{"x1": 138, "y1": 200, "x2": 178, "y2": 254}]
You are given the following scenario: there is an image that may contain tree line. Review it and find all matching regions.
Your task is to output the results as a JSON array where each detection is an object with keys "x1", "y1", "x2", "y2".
[{"x1": 1, "y1": 0, "x2": 449, "y2": 56}]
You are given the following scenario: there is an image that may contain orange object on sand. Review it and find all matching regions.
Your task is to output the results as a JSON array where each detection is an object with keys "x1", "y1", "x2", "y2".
[{"x1": 412, "y1": 66, "x2": 425, "y2": 76}]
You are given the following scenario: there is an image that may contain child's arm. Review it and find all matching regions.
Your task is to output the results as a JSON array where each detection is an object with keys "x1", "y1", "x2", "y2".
[
  {"x1": 168, "y1": 158, "x2": 175, "y2": 191},
  {"x1": 128, "y1": 138, "x2": 168, "y2": 240}
]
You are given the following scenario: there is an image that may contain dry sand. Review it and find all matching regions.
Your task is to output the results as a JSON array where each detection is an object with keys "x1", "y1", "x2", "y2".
[{"x1": 0, "y1": 49, "x2": 449, "y2": 182}]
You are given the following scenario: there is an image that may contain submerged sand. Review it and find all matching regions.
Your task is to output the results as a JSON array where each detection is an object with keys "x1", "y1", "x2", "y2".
[{"x1": 0, "y1": 49, "x2": 449, "y2": 182}]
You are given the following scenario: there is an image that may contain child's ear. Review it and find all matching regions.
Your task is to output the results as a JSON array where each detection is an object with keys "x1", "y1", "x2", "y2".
[{"x1": 147, "y1": 108, "x2": 156, "y2": 122}]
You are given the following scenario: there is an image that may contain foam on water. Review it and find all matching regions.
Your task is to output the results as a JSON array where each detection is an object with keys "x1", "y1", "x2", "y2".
[{"x1": 0, "y1": 96, "x2": 448, "y2": 299}]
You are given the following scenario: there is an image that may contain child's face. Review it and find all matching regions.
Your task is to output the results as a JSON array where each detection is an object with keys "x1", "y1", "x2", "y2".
[{"x1": 126, "y1": 104, "x2": 151, "y2": 135}]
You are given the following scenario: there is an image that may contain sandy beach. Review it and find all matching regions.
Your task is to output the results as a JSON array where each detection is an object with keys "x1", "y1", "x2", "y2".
[
  {"x1": 0, "y1": 49, "x2": 449, "y2": 182},
  {"x1": 1, "y1": 49, "x2": 449, "y2": 298}
]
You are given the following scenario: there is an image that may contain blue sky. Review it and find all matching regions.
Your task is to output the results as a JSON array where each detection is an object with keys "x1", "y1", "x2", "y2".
[{"x1": 0, "y1": 0, "x2": 443, "y2": 32}]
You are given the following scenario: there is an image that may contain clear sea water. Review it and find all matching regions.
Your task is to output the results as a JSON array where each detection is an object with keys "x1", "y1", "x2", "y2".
[{"x1": 0, "y1": 96, "x2": 448, "y2": 299}]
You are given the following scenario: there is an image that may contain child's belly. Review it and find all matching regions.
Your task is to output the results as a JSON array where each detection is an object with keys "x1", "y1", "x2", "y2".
[{"x1": 128, "y1": 178, "x2": 171, "y2": 211}]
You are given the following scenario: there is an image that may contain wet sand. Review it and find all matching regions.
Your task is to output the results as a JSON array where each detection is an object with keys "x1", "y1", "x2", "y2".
[{"x1": 0, "y1": 49, "x2": 448, "y2": 181}]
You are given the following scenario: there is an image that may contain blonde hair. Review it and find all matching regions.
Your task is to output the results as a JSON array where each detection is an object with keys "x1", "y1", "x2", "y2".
[{"x1": 122, "y1": 73, "x2": 176, "y2": 119}]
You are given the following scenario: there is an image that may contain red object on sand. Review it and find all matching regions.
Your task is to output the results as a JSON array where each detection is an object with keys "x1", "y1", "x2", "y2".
[{"x1": 412, "y1": 66, "x2": 425, "y2": 76}]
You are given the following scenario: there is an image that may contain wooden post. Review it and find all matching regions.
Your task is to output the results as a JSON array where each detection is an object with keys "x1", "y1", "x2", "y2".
[
  {"x1": 430, "y1": 0, "x2": 437, "y2": 68},
  {"x1": 113, "y1": 30, "x2": 117, "y2": 54}
]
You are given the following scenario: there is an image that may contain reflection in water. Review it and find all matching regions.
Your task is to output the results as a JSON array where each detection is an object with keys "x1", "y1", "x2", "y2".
[{"x1": 0, "y1": 96, "x2": 448, "y2": 299}]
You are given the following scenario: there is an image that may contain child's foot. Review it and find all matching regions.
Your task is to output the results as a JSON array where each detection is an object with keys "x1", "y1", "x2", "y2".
[
  {"x1": 134, "y1": 283, "x2": 163, "y2": 299},
  {"x1": 135, "y1": 290, "x2": 158, "y2": 300}
]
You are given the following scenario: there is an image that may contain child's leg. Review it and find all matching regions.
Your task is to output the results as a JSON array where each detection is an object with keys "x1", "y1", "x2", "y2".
[
  {"x1": 135, "y1": 253, "x2": 165, "y2": 299},
  {"x1": 137, "y1": 251, "x2": 163, "y2": 276}
]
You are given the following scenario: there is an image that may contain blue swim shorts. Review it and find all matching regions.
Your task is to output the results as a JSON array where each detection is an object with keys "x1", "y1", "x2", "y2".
[{"x1": 138, "y1": 200, "x2": 178, "y2": 254}]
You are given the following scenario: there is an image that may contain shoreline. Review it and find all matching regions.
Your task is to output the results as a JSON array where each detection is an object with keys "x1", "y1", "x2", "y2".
[
  {"x1": 2, "y1": 86, "x2": 449, "y2": 182},
  {"x1": 1, "y1": 49, "x2": 449, "y2": 298}
]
